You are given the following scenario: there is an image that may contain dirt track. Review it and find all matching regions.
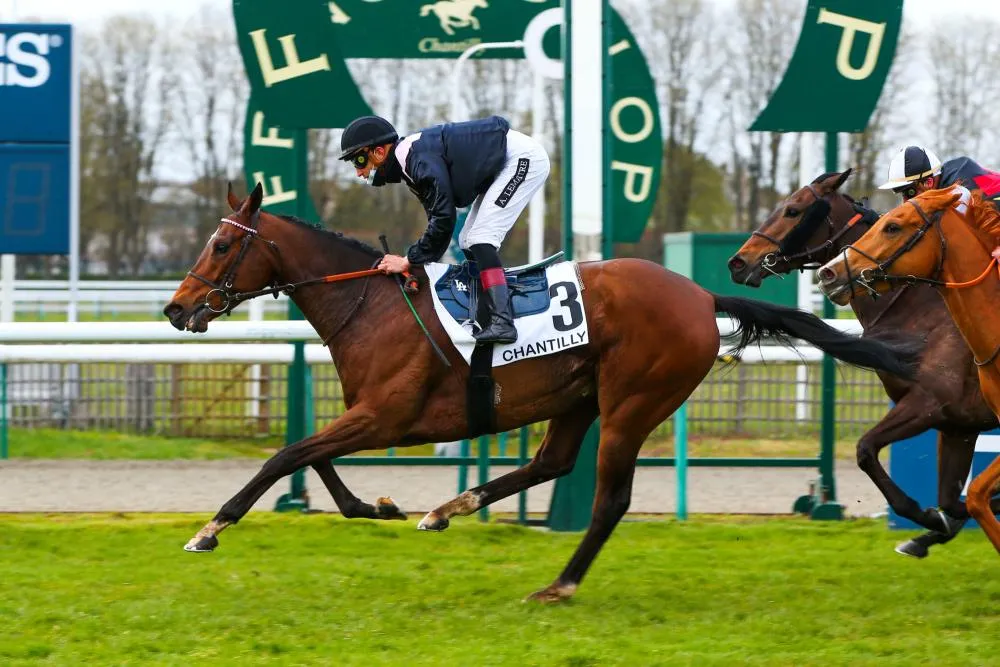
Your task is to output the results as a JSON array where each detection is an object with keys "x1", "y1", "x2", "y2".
[{"x1": 0, "y1": 459, "x2": 886, "y2": 517}]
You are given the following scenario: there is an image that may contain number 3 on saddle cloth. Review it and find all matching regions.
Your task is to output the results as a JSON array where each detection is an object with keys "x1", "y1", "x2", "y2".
[
  {"x1": 423, "y1": 252, "x2": 590, "y2": 368},
  {"x1": 423, "y1": 253, "x2": 590, "y2": 437}
]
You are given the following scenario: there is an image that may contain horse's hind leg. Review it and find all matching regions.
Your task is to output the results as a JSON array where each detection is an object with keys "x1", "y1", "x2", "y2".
[
  {"x1": 312, "y1": 460, "x2": 407, "y2": 521},
  {"x1": 527, "y1": 387, "x2": 693, "y2": 603},
  {"x1": 417, "y1": 401, "x2": 598, "y2": 531},
  {"x1": 967, "y1": 456, "x2": 1000, "y2": 554}
]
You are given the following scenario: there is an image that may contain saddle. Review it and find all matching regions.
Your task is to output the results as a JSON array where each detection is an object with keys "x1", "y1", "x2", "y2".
[{"x1": 434, "y1": 251, "x2": 565, "y2": 327}]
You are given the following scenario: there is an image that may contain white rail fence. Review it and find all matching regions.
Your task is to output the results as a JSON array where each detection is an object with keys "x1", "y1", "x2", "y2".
[{"x1": 0, "y1": 319, "x2": 869, "y2": 436}]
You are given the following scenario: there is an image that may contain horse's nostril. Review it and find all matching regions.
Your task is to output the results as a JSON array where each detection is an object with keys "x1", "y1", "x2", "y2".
[
  {"x1": 164, "y1": 303, "x2": 183, "y2": 319},
  {"x1": 728, "y1": 256, "x2": 746, "y2": 272},
  {"x1": 817, "y1": 267, "x2": 835, "y2": 284}
]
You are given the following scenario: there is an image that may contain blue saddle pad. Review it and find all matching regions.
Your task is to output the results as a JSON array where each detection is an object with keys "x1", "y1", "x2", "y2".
[{"x1": 434, "y1": 261, "x2": 553, "y2": 325}]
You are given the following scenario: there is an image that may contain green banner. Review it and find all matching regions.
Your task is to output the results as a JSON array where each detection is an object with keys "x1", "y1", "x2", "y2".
[
  {"x1": 750, "y1": 0, "x2": 903, "y2": 132},
  {"x1": 608, "y1": 11, "x2": 661, "y2": 243},
  {"x1": 235, "y1": 0, "x2": 660, "y2": 243},
  {"x1": 233, "y1": 0, "x2": 373, "y2": 129},
  {"x1": 242, "y1": 95, "x2": 319, "y2": 220},
  {"x1": 327, "y1": 0, "x2": 559, "y2": 58}
]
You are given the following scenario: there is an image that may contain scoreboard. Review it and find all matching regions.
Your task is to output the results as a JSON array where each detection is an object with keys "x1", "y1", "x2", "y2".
[{"x1": 0, "y1": 24, "x2": 73, "y2": 255}]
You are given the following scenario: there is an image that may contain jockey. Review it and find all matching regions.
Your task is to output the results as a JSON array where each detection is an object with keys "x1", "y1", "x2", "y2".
[
  {"x1": 879, "y1": 145, "x2": 1000, "y2": 206},
  {"x1": 340, "y1": 114, "x2": 550, "y2": 345}
]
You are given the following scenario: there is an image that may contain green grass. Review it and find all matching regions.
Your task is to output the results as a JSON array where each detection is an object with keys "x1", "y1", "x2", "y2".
[
  {"x1": 0, "y1": 514, "x2": 996, "y2": 665},
  {"x1": 4, "y1": 427, "x2": 866, "y2": 460},
  {"x1": 5, "y1": 428, "x2": 280, "y2": 459}
]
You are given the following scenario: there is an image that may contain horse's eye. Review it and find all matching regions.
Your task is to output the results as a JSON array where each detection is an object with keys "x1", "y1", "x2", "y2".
[
  {"x1": 214, "y1": 241, "x2": 230, "y2": 254},
  {"x1": 785, "y1": 207, "x2": 800, "y2": 218},
  {"x1": 884, "y1": 222, "x2": 902, "y2": 234}
]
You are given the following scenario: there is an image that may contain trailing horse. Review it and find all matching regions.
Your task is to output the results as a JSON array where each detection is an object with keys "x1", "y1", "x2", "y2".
[
  {"x1": 729, "y1": 170, "x2": 997, "y2": 557},
  {"x1": 164, "y1": 183, "x2": 921, "y2": 602},
  {"x1": 818, "y1": 186, "x2": 1000, "y2": 554}
]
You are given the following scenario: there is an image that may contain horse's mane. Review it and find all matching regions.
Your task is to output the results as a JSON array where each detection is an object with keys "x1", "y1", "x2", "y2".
[
  {"x1": 907, "y1": 187, "x2": 1000, "y2": 240},
  {"x1": 274, "y1": 214, "x2": 382, "y2": 257}
]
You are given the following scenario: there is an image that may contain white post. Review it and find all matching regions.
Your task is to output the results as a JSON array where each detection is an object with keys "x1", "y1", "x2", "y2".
[
  {"x1": 0, "y1": 256, "x2": 14, "y2": 323},
  {"x1": 570, "y1": 0, "x2": 603, "y2": 261},
  {"x1": 795, "y1": 133, "x2": 818, "y2": 422},
  {"x1": 529, "y1": 71, "x2": 546, "y2": 263}
]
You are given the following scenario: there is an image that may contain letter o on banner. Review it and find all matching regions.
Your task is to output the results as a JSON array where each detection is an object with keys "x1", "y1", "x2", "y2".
[
  {"x1": 609, "y1": 96, "x2": 654, "y2": 143},
  {"x1": 523, "y1": 8, "x2": 563, "y2": 80}
]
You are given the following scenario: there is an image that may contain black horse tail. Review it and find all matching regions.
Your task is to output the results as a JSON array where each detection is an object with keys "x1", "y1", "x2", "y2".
[{"x1": 712, "y1": 294, "x2": 921, "y2": 379}]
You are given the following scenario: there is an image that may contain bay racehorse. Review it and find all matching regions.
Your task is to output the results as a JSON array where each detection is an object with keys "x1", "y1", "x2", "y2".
[
  {"x1": 728, "y1": 170, "x2": 997, "y2": 557},
  {"x1": 817, "y1": 186, "x2": 1000, "y2": 554},
  {"x1": 164, "y1": 183, "x2": 921, "y2": 602}
]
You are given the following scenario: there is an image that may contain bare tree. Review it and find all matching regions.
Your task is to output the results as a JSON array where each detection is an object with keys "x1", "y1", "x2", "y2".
[
  {"x1": 845, "y1": 28, "x2": 916, "y2": 196},
  {"x1": 929, "y1": 17, "x2": 1000, "y2": 162},
  {"x1": 80, "y1": 15, "x2": 175, "y2": 277},
  {"x1": 621, "y1": 0, "x2": 726, "y2": 236},
  {"x1": 721, "y1": 0, "x2": 804, "y2": 230},
  {"x1": 174, "y1": 4, "x2": 247, "y2": 249}
]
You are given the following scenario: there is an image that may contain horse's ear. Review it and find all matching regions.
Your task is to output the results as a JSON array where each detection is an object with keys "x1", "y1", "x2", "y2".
[
  {"x1": 246, "y1": 182, "x2": 264, "y2": 216},
  {"x1": 828, "y1": 168, "x2": 853, "y2": 192},
  {"x1": 226, "y1": 182, "x2": 242, "y2": 212}
]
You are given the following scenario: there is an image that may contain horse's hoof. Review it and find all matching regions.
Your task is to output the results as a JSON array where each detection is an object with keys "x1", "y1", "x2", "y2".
[
  {"x1": 184, "y1": 535, "x2": 219, "y2": 552},
  {"x1": 417, "y1": 512, "x2": 449, "y2": 532},
  {"x1": 524, "y1": 583, "x2": 577, "y2": 604},
  {"x1": 894, "y1": 539, "x2": 929, "y2": 559},
  {"x1": 375, "y1": 497, "x2": 407, "y2": 521}
]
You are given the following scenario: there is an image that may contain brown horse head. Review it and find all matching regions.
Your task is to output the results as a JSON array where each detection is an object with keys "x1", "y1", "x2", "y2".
[
  {"x1": 163, "y1": 182, "x2": 279, "y2": 332},
  {"x1": 727, "y1": 169, "x2": 865, "y2": 286},
  {"x1": 816, "y1": 187, "x2": 971, "y2": 305}
]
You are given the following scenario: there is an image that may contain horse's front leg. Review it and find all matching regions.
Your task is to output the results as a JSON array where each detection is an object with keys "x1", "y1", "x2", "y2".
[
  {"x1": 312, "y1": 459, "x2": 407, "y2": 521},
  {"x1": 185, "y1": 406, "x2": 387, "y2": 552}
]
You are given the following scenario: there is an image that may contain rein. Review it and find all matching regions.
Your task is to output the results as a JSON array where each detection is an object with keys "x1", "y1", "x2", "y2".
[
  {"x1": 752, "y1": 185, "x2": 874, "y2": 275},
  {"x1": 840, "y1": 200, "x2": 1000, "y2": 366},
  {"x1": 188, "y1": 216, "x2": 444, "y2": 361}
]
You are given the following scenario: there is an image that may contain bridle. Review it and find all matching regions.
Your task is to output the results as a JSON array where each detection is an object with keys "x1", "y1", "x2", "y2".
[
  {"x1": 752, "y1": 184, "x2": 872, "y2": 276},
  {"x1": 838, "y1": 198, "x2": 1000, "y2": 366},
  {"x1": 839, "y1": 199, "x2": 949, "y2": 297},
  {"x1": 186, "y1": 213, "x2": 282, "y2": 315}
]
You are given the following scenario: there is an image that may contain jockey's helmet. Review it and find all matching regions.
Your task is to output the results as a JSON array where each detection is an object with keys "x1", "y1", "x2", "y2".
[
  {"x1": 878, "y1": 145, "x2": 943, "y2": 190},
  {"x1": 339, "y1": 116, "x2": 398, "y2": 160}
]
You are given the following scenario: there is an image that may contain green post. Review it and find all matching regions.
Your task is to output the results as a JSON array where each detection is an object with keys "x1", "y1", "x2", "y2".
[
  {"x1": 1, "y1": 362, "x2": 8, "y2": 460},
  {"x1": 812, "y1": 131, "x2": 843, "y2": 521},
  {"x1": 458, "y1": 439, "x2": 470, "y2": 494},
  {"x1": 477, "y1": 435, "x2": 490, "y2": 522},
  {"x1": 517, "y1": 427, "x2": 528, "y2": 525},
  {"x1": 274, "y1": 128, "x2": 311, "y2": 512},
  {"x1": 675, "y1": 402, "x2": 688, "y2": 520}
]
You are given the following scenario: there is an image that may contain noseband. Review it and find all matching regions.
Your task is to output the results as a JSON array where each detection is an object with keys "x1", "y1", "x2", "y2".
[
  {"x1": 187, "y1": 213, "x2": 281, "y2": 314},
  {"x1": 839, "y1": 199, "x2": 947, "y2": 298},
  {"x1": 752, "y1": 184, "x2": 871, "y2": 276}
]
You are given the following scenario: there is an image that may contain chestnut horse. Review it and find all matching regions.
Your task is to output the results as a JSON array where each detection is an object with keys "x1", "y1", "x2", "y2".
[
  {"x1": 728, "y1": 170, "x2": 997, "y2": 557},
  {"x1": 164, "y1": 183, "x2": 920, "y2": 602},
  {"x1": 817, "y1": 186, "x2": 1000, "y2": 554}
]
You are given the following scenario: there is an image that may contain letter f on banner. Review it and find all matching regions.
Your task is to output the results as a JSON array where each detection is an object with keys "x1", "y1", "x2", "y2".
[{"x1": 817, "y1": 8, "x2": 885, "y2": 81}]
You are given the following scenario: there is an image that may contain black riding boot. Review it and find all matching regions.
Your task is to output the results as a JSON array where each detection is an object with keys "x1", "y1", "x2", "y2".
[{"x1": 474, "y1": 282, "x2": 517, "y2": 344}]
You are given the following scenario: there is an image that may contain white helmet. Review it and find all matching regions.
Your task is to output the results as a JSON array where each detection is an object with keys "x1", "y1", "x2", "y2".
[{"x1": 878, "y1": 145, "x2": 943, "y2": 190}]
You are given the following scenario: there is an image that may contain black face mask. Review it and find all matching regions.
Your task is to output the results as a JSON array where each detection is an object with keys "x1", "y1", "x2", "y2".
[{"x1": 367, "y1": 143, "x2": 404, "y2": 187}]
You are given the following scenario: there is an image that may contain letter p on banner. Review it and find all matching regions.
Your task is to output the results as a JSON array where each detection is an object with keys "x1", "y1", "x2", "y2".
[{"x1": 750, "y1": 0, "x2": 903, "y2": 133}]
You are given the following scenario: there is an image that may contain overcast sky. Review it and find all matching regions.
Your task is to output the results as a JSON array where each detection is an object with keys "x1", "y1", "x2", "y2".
[{"x1": 9, "y1": 0, "x2": 1000, "y2": 28}]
